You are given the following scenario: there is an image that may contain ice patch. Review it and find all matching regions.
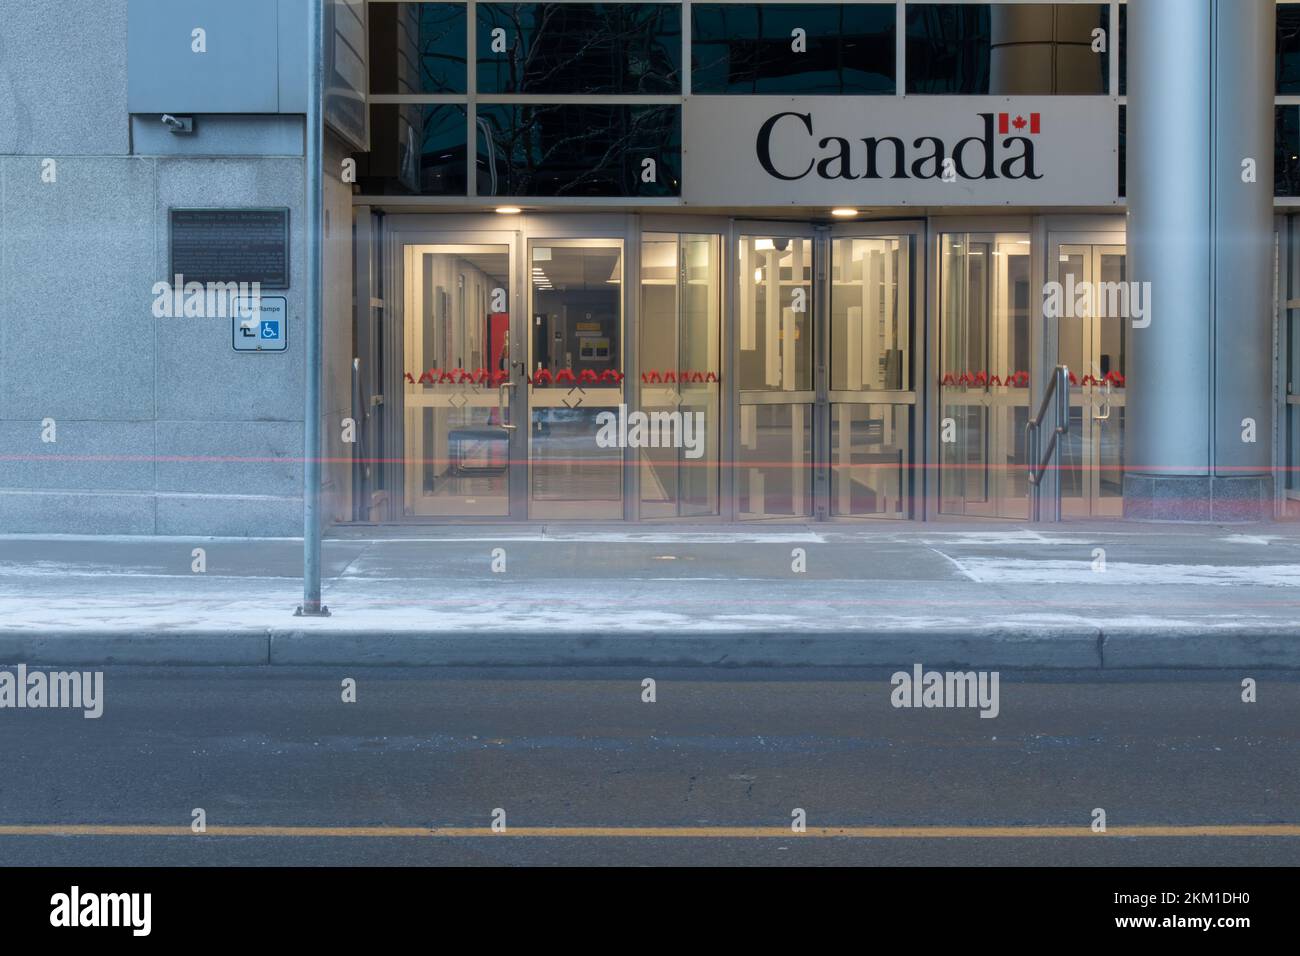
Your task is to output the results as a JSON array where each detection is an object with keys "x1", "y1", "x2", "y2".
[{"x1": 948, "y1": 557, "x2": 1300, "y2": 587}]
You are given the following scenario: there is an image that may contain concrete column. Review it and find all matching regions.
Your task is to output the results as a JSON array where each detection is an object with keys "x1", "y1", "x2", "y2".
[{"x1": 1123, "y1": 0, "x2": 1275, "y2": 521}]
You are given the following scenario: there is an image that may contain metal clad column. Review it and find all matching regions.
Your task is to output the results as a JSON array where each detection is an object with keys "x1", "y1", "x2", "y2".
[
  {"x1": 1125, "y1": 0, "x2": 1276, "y2": 519},
  {"x1": 299, "y1": 0, "x2": 329, "y2": 615},
  {"x1": 1124, "y1": 0, "x2": 1213, "y2": 517},
  {"x1": 1213, "y1": 1, "x2": 1275, "y2": 493}
]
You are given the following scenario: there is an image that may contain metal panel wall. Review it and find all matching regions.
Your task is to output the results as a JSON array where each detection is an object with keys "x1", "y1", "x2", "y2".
[{"x1": 128, "y1": 0, "x2": 281, "y2": 113}]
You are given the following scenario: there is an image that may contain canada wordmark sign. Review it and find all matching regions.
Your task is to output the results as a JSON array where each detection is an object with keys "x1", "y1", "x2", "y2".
[{"x1": 682, "y1": 96, "x2": 1119, "y2": 206}]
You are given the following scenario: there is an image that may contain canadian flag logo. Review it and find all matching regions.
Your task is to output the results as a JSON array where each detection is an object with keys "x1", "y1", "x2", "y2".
[{"x1": 997, "y1": 112, "x2": 1041, "y2": 135}]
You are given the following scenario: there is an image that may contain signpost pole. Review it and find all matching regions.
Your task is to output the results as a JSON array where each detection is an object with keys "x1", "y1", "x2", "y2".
[{"x1": 298, "y1": 0, "x2": 329, "y2": 617}]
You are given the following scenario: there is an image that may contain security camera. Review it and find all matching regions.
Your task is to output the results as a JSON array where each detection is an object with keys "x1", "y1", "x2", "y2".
[{"x1": 160, "y1": 114, "x2": 194, "y2": 134}]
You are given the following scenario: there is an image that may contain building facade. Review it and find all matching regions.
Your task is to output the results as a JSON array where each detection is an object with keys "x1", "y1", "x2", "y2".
[{"x1": 1, "y1": 0, "x2": 1297, "y2": 534}]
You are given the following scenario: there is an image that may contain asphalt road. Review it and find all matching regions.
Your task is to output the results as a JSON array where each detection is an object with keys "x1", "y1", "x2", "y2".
[{"x1": 1, "y1": 666, "x2": 1297, "y2": 866}]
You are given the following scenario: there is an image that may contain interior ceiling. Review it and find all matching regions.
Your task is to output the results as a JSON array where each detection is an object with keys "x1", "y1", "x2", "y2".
[
  {"x1": 444, "y1": 251, "x2": 508, "y2": 283},
  {"x1": 427, "y1": 247, "x2": 625, "y2": 290},
  {"x1": 531, "y1": 247, "x2": 621, "y2": 290}
]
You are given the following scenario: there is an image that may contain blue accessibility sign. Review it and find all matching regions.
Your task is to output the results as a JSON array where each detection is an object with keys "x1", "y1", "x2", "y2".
[{"x1": 232, "y1": 296, "x2": 288, "y2": 352}]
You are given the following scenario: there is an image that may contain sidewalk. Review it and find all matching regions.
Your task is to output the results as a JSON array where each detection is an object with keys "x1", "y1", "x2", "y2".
[{"x1": 2, "y1": 522, "x2": 1299, "y2": 668}]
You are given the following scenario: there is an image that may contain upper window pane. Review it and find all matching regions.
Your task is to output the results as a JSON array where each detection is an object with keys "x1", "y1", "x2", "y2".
[
  {"x1": 907, "y1": 3, "x2": 1108, "y2": 95},
  {"x1": 1118, "y1": 1, "x2": 1126, "y2": 95},
  {"x1": 476, "y1": 3, "x2": 682, "y2": 94},
  {"x1": 1276, "y1": 105, "x2": 1300, "y2": 198},
  {"x1": 692, "y1": 3, "x2": 895, "y2": 95},
  {"x1": 1279, "y1": 3, "x2": 1300, "y2": 94},
  {"x1": 1117, "y1": 103, "x2": 1125, "y2": 198},
  {"x1": 369, "y1": 2, "x2": 468, "y2": 94},
  {"x1": 356, "y1": 103, "x2": 468, "y2": 195},
  {"x1": 476, "y1": 104, "x2": 681, "y2": 197}
]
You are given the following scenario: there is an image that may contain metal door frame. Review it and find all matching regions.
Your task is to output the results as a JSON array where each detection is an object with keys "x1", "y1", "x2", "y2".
[
  {"x1": 364, "y1": 211, "x2": 930, "y2": 524},
  {"x1": 731, "y1": 221, "x2": 820, "y2": 521},
  {"x1": 353, "y1": 206, "x2": 384, "y2": 522},
  {"x1": 1046, "y1": 229, "x2": 1128, "y2": 518},
  {"x1": 637, "y1": 214, "x2": 734, "y2": 522},
  {"x1": 514, "y1": 213, "x2": 631, "y2": 518},
  {"x1": 927, "y1": 218, "x2": 1038, "y2": 520},
  {"x1": 382, "y1": 214, "x2": 529, "y2": 521},
  {"x1": 730, "y1": 219, "x2": 924, "y2": 522},
  {"x1": 827, "y1": 219, "x2": 925, "y2": 520}
]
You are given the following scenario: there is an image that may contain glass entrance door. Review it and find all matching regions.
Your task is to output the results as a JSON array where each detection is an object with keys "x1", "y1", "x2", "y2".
[
  {"x1": 402, "y1": 242, "x2": 520, "y2": 517},
  {"x1": 527, "y1": 238, "x2": 626, "y2": 519},
  {"x1": 735, "y1": 225, "x2": 917, "y2": 521},
  {"x1": 938, "y1": 232, "x2": 1034, "y2": 518},
  {"x1": 393, "y1": 223, "x2": 919, "y2": 523},
  {"x1": 639, "y1": 232, "x2": 723, "y2": 518},
  {"x1": 1054, "y1": 242, "x2": 1128, "y2": 518},
  {"x1": 828, "y1": 227, "x2": 914, "y2": 518},
  {"x1": 736, "y1": 230, "x2": 816, "y2": 519}
]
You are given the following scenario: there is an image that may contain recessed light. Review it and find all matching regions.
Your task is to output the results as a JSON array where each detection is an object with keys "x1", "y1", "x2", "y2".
[
  {"x1": 495, "y1": 206, "x2": 522, "y2": 215},
  {"x1": 831, "y1": 208, "x2": 858, "y2": 217}
]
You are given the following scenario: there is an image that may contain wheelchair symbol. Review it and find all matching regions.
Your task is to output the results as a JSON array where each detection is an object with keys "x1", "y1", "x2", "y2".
[{"x1": 260, "y1": 320, "x2": 280, "y2": 340}]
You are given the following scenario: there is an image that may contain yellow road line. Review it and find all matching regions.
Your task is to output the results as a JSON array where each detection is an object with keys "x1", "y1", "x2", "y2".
[{"x1": 0, "y1": 824, "x2": 1298, "y2": 839}]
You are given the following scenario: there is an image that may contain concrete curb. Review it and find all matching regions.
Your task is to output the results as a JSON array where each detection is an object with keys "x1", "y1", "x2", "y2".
[
  {"x1": 3, "y1": 625, "x2": 1298, "y2": 668},
  {"x1": 1099, "y1": 627, "x2": 1300, "y2": 669},
  {"x1": 0, "y1": 631, "x2": 269, "y2": 666},
  {"x1": 268, "y1": 627, "x2": 1103, "y2": 668}
]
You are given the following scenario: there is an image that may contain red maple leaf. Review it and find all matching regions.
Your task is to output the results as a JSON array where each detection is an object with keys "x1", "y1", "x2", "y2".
[{"x1": 1012, "y1": 115, "x2": 1027, "y2": 130}]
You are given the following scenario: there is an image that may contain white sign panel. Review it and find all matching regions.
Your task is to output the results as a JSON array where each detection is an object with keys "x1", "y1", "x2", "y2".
[
  {"x1": 232, "y1": 296, "x2": 288, "y2": 352},
  {"x1": 683, "y1": 96, "x2": 1119, "y2": 206}
]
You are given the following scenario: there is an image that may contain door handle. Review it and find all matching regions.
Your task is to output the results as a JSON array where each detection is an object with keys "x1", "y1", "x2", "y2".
[
  {"x1": 498, "y1": 380, "x2": 518, "y2": 431},
  {"x1": 1093, "y1": 381, "x2": 1111, "y2": 420}
]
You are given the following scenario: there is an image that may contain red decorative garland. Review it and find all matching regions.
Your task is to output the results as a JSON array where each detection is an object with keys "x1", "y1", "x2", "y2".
[
  {"x1": 938, "y1": 370, "x2": 1126, "y2": 388},
  {"x1": 640, "y1": 370, "x2": 720, "y2": 384},
  {"x1": 403, "y1": 368, "x2": 627, "y2": 387}
]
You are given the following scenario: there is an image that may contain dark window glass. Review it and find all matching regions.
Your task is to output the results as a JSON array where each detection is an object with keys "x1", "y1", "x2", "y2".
[
  {"x1": 476, "y1": 3, "x2": 681, "y2": 94},
  {"x1": 476, "y1": 104, "x2": 680, "y2": 197},
  {"x1": 907, "y1": 3, "x2": 1107, "y2": 95},
  {"x1": 1118, "y1": 103, "x2": 1125, "y2": 198},
  {"x1": 1277, "y1": 106, "x2": 1300, "y2": 197},
  {"x1": 1279, "y1": 4, "x2": 1300, "y2": 94},
  {"x1": 1118, "y1": 2, "x2": 1126, "y2": 95},
  {"x1": 369, "y1": 2, "x2": 467, "y2": 94},
  {"x1": 691, "y1": 3, "x2": 895, "y2": 95},
  {"x1": 355, "y1": 104, "x2": 468, "y2": 195},
  {"x1": 907, "y1": 3, "x2": 990, "y2": 93}
]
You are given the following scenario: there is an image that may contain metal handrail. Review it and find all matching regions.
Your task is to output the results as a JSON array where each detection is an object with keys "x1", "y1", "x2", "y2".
[{"x1": 1026, "y1": 365, "x2": 1070, "y2": 522}]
